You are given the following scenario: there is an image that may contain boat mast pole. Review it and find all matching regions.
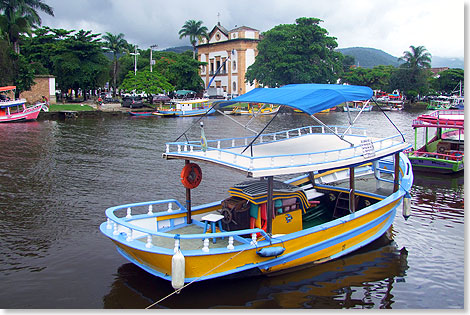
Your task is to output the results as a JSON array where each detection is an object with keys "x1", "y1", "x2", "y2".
[{"x1": 185, "y1": 160, "x2": 192, "y2": 224}]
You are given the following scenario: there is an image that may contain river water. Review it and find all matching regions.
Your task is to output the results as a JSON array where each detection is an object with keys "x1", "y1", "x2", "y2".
[{"x1": 0, "y1": 109, "x2": 464, "y2": 309}]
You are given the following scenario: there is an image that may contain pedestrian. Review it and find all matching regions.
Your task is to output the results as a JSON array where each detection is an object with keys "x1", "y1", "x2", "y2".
[{"x1": 97, "y1": 96, "x2": 103, "y2": 110}]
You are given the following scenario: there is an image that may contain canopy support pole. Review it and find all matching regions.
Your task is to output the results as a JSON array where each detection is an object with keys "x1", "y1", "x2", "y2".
[
  {"x1": 215, "y1": 108, "x2": 258, "y2": 134},
  {"x1": 184, "y1": 160, "x2": 192, "y2": 224},
  {"x1": 266, "y1": 176, "x2": 274, "y2": 235},
  {"x1": 393, "y1": 153, "x2": 400, "y2": 192},
  {"x1": 341, "y1": 100, "x2": 371, "y2": 138},
  {"x1": 349, "y1": 167, "x2": 355, "y2": 213},
  {"x1": 310, "y1": 114, "x2": 354, "y2": 147}
]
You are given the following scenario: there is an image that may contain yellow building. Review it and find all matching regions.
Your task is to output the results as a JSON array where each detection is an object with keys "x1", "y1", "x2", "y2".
[{"x1": 197, "y1": 23, "x2": 261, "y2": 98}]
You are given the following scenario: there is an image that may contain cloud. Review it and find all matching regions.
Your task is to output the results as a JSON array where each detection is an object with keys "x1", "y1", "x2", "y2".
[{"x1": 38, "y1": 0, "x2": 464, "y2": 58}]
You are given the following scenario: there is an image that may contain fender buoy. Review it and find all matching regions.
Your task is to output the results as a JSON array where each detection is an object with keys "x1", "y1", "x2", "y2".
[{"x1": 180, "y1": 163, "x2": 202, "y2": 189}]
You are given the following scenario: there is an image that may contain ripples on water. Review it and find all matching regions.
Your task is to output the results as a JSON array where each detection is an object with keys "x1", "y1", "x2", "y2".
[{"x1": 0, "y1": 110, "x2": 464, "y2": 308}]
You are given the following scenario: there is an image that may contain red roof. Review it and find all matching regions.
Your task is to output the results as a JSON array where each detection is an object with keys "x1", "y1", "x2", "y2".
[{"x1": 0, "y1": 86, "x2": 16, "y2": 92}]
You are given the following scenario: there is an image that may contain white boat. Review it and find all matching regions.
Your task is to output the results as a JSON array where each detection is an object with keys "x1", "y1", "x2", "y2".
[
  {"x1": 343, "y1": 100, "x2": 373, "y2": 112},
  {"x1": 101, "y1": 83, "x2": 413, "y2": 292}
]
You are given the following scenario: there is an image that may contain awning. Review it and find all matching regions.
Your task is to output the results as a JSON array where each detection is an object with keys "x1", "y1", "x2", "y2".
[
  {"x1": 228, "y1": 180, "x2": 310, "y2": 211},
  {"x1": 215, "y1": 84, "x2": 373, "y2": 115},
  {"x1": 0, "y1": 86, "x2": 16, "y2": 92}
]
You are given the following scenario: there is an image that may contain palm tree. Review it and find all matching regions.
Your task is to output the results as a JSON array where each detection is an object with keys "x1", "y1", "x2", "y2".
[
  {"x1": 102, "y1": 32, "x2": 127, "y2": 97},
  {"x1": 0, "y1": 0, "x2": 54, "y2": 53},
  {"x1": 399, "y1": 45, "x2": 431, "y2": 70},
  {"x1": 178, "y1": 20, "x2": 209, "y2": 59}
]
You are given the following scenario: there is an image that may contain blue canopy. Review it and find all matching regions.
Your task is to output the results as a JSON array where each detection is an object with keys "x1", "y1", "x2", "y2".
[{"x1": 216, "y1": 84, "x2": 373, "y2": 115}]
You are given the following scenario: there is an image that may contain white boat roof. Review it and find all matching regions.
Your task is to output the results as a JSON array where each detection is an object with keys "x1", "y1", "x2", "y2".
[{"x1": 163, "y1": 126, "x2": 410, "y2": 177}]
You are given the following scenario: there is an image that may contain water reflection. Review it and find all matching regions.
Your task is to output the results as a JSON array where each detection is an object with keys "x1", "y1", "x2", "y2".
[{"x1": 103, "y1": 233, "x2": 409, "y2": 309}]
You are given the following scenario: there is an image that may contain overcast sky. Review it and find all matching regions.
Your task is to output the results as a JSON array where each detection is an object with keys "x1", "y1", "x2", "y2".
[{"x1": 38, "y1": 0, "x2": 464, "y2": 59}]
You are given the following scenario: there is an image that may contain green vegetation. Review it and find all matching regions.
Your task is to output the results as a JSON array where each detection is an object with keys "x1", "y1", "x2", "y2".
[
  {"x1": 246, "y1": 17, "x2": 343, "y2": 87},
  {"x1": 178, "y1": 20, "x2": 209, "y2": 59},
  {"x1": 49, "y1": 104, "x2": 95, "y2": 111},
  {"x1": 0, "y1": 4, "x2": 463, "y2": 103}
]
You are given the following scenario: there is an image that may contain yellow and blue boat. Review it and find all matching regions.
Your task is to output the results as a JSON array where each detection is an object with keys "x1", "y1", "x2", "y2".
[{"x1": 100, "y1": 84, "x2": 413, "y2": 290}]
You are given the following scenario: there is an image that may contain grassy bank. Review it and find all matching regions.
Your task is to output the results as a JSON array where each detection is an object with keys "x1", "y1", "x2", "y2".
[{"x1": 49, "y1": 104, "x2": 95, "y2": 111}]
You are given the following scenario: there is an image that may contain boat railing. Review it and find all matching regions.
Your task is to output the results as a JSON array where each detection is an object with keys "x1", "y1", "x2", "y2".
[
  {"x1": 412, "y1": 118, "x2": 464, "y2": 129},
  {"x1": 166, "y1": 125, "x2": 405, "y2": 172},
  {"x1": 169, "y1": 125, "x2": 367, "y2": 150},
  {"x1": 104, "y1": 199, "x2": 270, "y2": 252}
]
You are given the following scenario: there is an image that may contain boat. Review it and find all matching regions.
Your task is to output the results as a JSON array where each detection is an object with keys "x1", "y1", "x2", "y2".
[
  {"x1": 129, "y1": 111, "x2": 158, "y2": 116},
  {"x1": 427, "y1": 97, "x2": 452, "y2": 110},
  {"x1": 100, "y1": 83, "x2": 413, "y2": 290},
  {"x1": 0, "y1": 86, "x2": 45, "y2": 123},
  {"x1": 225, "y1": 103, "x2": 280, "y2": 115},
  {"x1": 406, "y1": 109, "x2": 464, "y2": 173},
  {"x1": 377, "y1": 100, "x2": 404, "y2": 111},
  {"x1": 343, "y1": 100, "x2": 373, "y2": 112},
  {"x1": 154, "y1": 98, "x2": 215, "y2": 117}
]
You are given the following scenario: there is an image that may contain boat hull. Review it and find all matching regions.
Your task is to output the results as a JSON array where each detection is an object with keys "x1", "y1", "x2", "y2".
[
  {"x1": 155, "y1": 108, "x2": 215, "y2": 117},
  {"x1": 100, "y1": 169, "x2": 409, "y2": 283},
  {"x1": 408, "y1": 154, "x2": 463, "y2": 173}
]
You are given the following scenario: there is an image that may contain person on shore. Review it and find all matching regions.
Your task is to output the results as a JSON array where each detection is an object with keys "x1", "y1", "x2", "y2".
[{"x1": 97, "y1": 96, "x2": 103, "y2": 110}]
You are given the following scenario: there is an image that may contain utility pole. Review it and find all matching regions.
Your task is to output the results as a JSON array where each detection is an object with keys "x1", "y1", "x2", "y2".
[
  {"x1": 130, "y1": 46, "x2": 140, "y2": 75},
  {"x1": 150, "y1": 44, "x2": 158, "y2": 72}
]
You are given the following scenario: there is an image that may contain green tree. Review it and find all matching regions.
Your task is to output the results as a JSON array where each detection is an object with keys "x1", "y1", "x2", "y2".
[
  {"x1": 21, "y1": 27, "x2": 71, "y2": 74},
  {"x1": 433, "y1": 68, "x2": 464, "y2": 94},
  {"x1": 178, "y1": 19, "x2": 209, "y2": 59},
  {"x1": 0, "y1": 38, "x2": 15, "y2": 85},
  {"x1": 52, "y1": 30, "x2": 110, "y2": 100},
  {"x1": 341, "y1": 65, "x2": 395, "y2": 91},
  {"x1": 102, "y1": 32, "x2": 128, "y2": 97},
  {"x1": 245, "y1": 17, "x2": 343, "y2": 87},
  {"x1": 399, "y1": 45, "x2": 431, "y2": 69},
  {"x1": 342, "y1": 54, "x2": 355, "y2": 73},
  {"x1": 393, "y1": 45, "x2": 432, "y2": 100},
  {"x1": 119, "y1": 69, "x2": 174, "y2": 96},
  {"x1": 0, "y1": 0, "x2": 54, "y2": 53}
]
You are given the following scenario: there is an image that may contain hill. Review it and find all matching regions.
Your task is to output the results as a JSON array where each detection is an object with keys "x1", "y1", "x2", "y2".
[
  {"x1": 338, "y1": 47, "x2": 464, "y2": 69},
  {"x1": 162, "y1": 46, "x2": 192, "y2": 53},
  {"x1": 162, "y1": 45, "x2": 463, "y2": 69},
  {"x1": 337, "y1": 47, "x2": 401, "y2": 68}
]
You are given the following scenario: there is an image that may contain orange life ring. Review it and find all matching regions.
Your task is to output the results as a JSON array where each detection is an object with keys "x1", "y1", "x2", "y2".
[{"x1": 180, "y1": 163, "x2": 202, "y2": 189}]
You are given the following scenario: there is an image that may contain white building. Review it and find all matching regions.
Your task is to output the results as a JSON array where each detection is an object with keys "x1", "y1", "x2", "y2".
[{"x1": 197, "y1": 23, "x2": 261, "y2": 98}]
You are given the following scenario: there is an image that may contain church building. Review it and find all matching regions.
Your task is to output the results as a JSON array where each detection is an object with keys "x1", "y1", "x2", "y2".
[{"x1": 197, "y1": 23, "x2": 261, "y2": 98}]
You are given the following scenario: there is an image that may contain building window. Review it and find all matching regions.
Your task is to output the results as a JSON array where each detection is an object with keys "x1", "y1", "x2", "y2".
[
  {"x1": 233, "y1": 81, "x2": 236, "y2": 92},
  {"x1": 232, "y1": 60, "x2": 237, "y2": 71}
]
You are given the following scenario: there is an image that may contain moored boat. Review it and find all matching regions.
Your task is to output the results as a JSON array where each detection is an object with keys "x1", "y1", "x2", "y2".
[
  {"x1": 100, "y1": 84, "x2": 413, "y2": 291},
  {"x1": 155, "y1": 98, "x2": 215, "y2": 117},
  {"x1": 129, "y1": 111, "x2": 158, "y2": 116},
  {"x1": 0, "y1": 86, "x2": 45, "y2": 123},
  {"x1": 406, "y1": 109, "x2": 464, "y2": 173},
  {"x1": 225, "y1": 103, "x2": 280, "y2": 115},
  {"x1": 343, "y1": 100, "x2": 373, "y2": 112}
]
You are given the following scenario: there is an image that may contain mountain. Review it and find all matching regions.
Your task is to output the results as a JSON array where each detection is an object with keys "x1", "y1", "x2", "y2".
[
  {"x1": 161, "y1": 45, "x2": 464, "y2": 69},
  {"x1": 431, "y1": 56, "x2": 464, "y2": 69},
  {"x1": 162, "y1": 46, "x2": 192, "y2": 53},
  {"x1": 337, "y1": 47, "x2": 401, "y2": 68},
  {"x1": 338, "y1": 47, "x2": 464, "y2": 69}
]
